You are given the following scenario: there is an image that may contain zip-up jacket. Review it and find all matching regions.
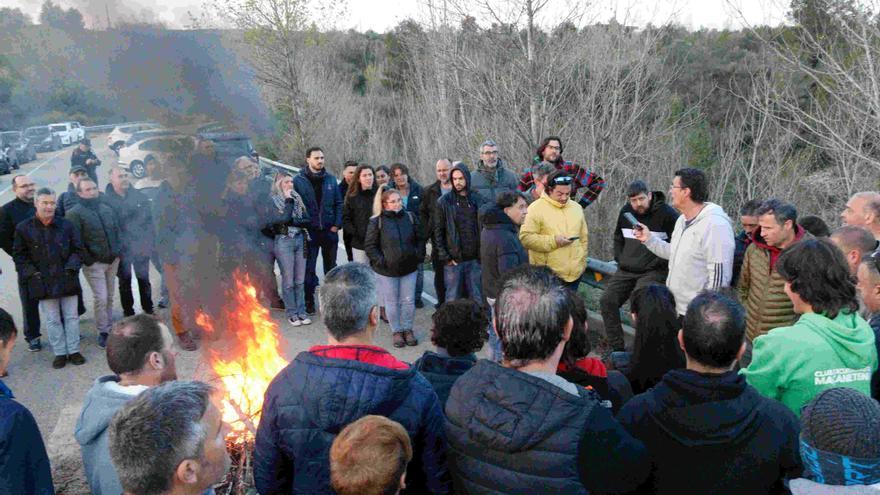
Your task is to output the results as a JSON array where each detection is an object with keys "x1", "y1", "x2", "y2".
[
  {"x1": 293, "y1": 167, "x2": 343, "y2": 231},
  {"x1": 342, "y1": 187, "x2": 377, "y2": 249},
  {"x1": 433, "y1": 164, "x2": 486, "y2": 263},
  {"x1": 613, "y1": 191, "x2": 679, "y2": 273},
  {"x1": 364, "y1": 208, "x2": 425, "y2": 277},
  {"x1": 66, "y1": 199, "x2": 122, "y2": 266},
  {"x1": 470, "y1": 159, "x2": 519, "y2": 204}
]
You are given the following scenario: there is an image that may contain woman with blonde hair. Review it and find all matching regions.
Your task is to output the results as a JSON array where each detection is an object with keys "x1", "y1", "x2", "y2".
[
  {"x1": 265, "y1": 171, "x2": 311, "y2": 326},
  {"x1": 365, "y1": 187, "x2": 425, "y2": 347},
  {"x1": 342, "y1": 164, "x2": 376, "y2": 263}
]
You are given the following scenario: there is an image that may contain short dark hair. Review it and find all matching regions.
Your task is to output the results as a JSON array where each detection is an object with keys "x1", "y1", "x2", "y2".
[
  {"x1": 35, "y1": 187, "x2": 55, "y2": 198},
  {"x1": 0, "y1": 308, "x2": 17, "y2": 345},
  {"x1": 390, "y1": 163, "x2": 409, "y2": 176},
  {"x1": 831, "y1": 226, "x2": 876, "y2": 256},
  {"x1": 343, "y1": 160, "x2": 358, "y2": 170},
  {"x1": 545, "y1": 170, "x2": 571, "y2": 192},
  {"x1": 76, "y1": 178, "x2": 96, "y2": 193},
  {"x1": 495, "y1": 190, "x2": 525, "y2": 209},
  {"x1": 536, "y1": 136, "x2": 564, "y2": 161},
  {"x1": 305, "y1": 146, "x2": 323, "y2": 158},
  {"x1": 561, "y1": 290, "x2": 591, "y2": 366},
  {"x1": 682, "y1": 291, "x2": 746, "y2": 368},
  {"x1": 799, "y1": 215, "x2": 830, "y2": 237},
  {"x1": 757, "y1": 199, "x2": 798, "y2": 228},
  {"x1": 674, "y1": 168, "x2": 708, "y2": 203},
  {"x1": 626, "y1": 180, "x2": 649, "y2": 198},
  {"x1": 430, "y1": 300, "x2": 489, "y2": 357},
  {"x1": 106, "y1": 315, "x2": 167, "y2": 376},
  {"x1": 777, "y1": 238, "x2": 859, "y2": 319},
  {"x1": 495, "y1": 265, "x2": 570, "y2": 367},
  {"x1": 739, "y1": 199, "x2": 763, "y2": 217},
  {"x1": 375, "y1": 165, "x2": 390, "y2": 176}
]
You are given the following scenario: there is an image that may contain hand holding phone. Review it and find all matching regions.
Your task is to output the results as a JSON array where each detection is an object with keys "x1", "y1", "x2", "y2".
[{"x1": 624, "y1": 212, "x2": 642, "y2": 230}]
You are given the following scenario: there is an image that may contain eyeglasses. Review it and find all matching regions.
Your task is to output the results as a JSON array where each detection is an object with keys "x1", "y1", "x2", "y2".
[
  {"x1": 552, "y1": 175, "x2": 573, "y2": 185},
  {"x1": 546, "y1": 145, "x2": 561, "y2": 151},
  {"x1": 481, "y1": 150, "x2": 498, "y2": 155}
]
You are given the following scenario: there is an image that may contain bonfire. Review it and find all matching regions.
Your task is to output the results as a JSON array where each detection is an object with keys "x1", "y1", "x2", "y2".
[{"x1": 196, "y1": 271, "x2": 289, "y2": 495}]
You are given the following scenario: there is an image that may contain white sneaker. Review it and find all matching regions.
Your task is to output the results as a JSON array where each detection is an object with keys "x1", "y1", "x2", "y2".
[
  {"x1": 288, "y1": 317, "x2": 302, "y2": 327},
  {"x1": 299, "y1": 317, "x2": 312, "y2": 325}
]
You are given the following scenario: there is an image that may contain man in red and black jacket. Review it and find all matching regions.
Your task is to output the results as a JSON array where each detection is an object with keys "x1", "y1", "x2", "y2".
[{"x1": 518, "y1": 136, "x2": 605, "y2": 209}]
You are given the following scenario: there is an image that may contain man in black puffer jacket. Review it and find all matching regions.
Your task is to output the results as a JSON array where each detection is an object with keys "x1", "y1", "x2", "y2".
[
  {"x1": 617, "y1": 291, "x2": 802, "y2": 495},
  {"x1": 66, "y1": 178, "x2": 122, "y2": 348},
  {"x1": 445, "y1": 266, "x2": 648, "y2": 495},
  {"x1": 600, "y1": 180, "x2": 679, "y2": 352},
  {"x1": 434, "y1": 163, "x2": 486, "y2": 304}
]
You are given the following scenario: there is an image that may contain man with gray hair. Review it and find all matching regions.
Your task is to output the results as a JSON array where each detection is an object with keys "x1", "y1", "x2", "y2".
[
  {"x1": 526, "y1": 161, "x2": 556, "y2": 203},
  {"x1": 444, "y1": 265, "x2": 648, "y2": 494},
  {"x1": 108, "y1": 380, "x2": 229, "y2": 495},
  {"x1": 470, "y1": 139, "x2": 519, "y2": 204},
  {"x1": 841, "y1": 191, "x2": 880, "y2": 241},
  {"x1": 254, "y1": 263, "x2": 451, "y2": 494}
]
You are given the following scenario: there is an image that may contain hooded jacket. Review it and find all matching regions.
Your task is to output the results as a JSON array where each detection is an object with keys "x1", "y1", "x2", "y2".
[
  {"x1": 480, "y1": 206, "x2": 528, "y2": 299},
  {"x1": 743, "y1": 311, "x2": 878, "y2": 416},
  {"x1": 413, "y1": 351, "x2": 477, "y2": 408},
  {"x1": 470, "y1": 159, "x2": 519, "y2": 204},
  {"x1": 644, "y1": 202, "x2": 736, "y2": 315},
  {"x1": 254, "y1": 345, "x2": 451, "y2": 494},
  {"x1": 66, "y1": 198, "x2": 122, "y2": 265},
  {"x1": 613, "y1": 191, "x2": 679, "y2": 273},
  {"x1": 0, "y1": 380, "x2": 53, "y2": 495},
  {"x1": 433, "y1": 164, "x2": 486, "y2": 263},
  {"x1": 739, "y1": 226, "x2": 811, "y2": 341},
  {"x1": 74, "y1": 376, "x2": 147, "y2": 495},
  {"x1": 617, "y1": 369, "x2": 802, "y2": 495},
  {"x1": 364, "y1": 208, "x2": 425, "y2": 277},
  {"x1": 519, "y1": 192, "x2": 589, "y2": 282},
  {"x1": 342, "y1": 187, "x2": 377, "y2": 249},
  {"x1": 444, "y1": 360, "x2": 648, "y2": 495}
]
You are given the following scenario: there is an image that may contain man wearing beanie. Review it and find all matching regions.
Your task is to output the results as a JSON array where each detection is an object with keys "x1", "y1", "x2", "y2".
[
  {"x1": 791, "y1": 387, "x2": 880, "y2": 494},
  {"x1": 617, "y1": 291, "x2": 803, "y2": 494}
]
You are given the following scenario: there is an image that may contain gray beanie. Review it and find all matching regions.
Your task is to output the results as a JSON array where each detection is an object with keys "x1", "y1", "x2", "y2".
[{"x1": 801, "y1": 388, "x2": 880, "y2": 458}]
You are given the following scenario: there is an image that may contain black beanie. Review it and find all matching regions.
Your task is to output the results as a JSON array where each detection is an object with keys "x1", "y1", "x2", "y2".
[{"x1": 801, "y1": 388, "x2": 880, "y2": 458}]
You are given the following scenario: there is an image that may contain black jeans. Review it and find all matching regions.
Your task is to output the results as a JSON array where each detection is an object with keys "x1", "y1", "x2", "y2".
[
  {"x1": 599, "y1": 268, "x2": 667, "y2": 351},
  {"x1": 17, "y1": 279, "x2": 40, "y2": 342},
  {"x1": 431, "y1": 250, "x2": 446, "y2": 305},
  {"x1": 118, "y1": 252, "x2": 154, "y2": 315},
  {"x1": 305, "y1": 229, "x2": 339, "y2": 307}
]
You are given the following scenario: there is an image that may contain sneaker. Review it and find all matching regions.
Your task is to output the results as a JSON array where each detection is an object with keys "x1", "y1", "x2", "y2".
[
  {"x1": 403, "y1": 330, "x2": 419, "y2": 347},
  {"x1": 305, "y1": 302, "x2": 317, "y2": 315},
  {"x1": 27, "y1": 339, "x2": 42, "y2": 352},
  {"x1": 299, "y1": 317, "x2": 312, "y2": 326},
  {"x1": 98, "y1": 333, "x2": 108, "y2": 349},
  {"x1": 68, "y1": 352, "x2": 86, "y2": 365},
  {"x1": 415, "y1": 299, "x2": 425, "y2": 309},
  {"x1": 178, "y1": 331, "x2": 198, "y2": 352},
  {"x1": 392, "y1": 332, "x2": 406, "y2": 348},
  {"x1": 52, "y1": 355, "x2": 67, "y2": 369},
  {"x1": 288, "y1": 317, "x2": 302, "y2": 327}
]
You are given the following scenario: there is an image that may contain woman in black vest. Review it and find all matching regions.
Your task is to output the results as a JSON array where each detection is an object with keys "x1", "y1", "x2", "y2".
[{"x1": 365, "y1": 186, "x2": 425, "y2": 348}]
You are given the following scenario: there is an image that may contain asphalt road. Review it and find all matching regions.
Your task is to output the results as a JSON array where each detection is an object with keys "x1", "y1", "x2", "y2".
[{"x1": 0, "y1": 136, "x2": 448, "y2": 493}]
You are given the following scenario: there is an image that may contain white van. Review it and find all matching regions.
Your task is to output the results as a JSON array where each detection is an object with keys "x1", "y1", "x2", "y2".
[{"x1": 49, "y1": 122, "x2": 74, "y2": 146}]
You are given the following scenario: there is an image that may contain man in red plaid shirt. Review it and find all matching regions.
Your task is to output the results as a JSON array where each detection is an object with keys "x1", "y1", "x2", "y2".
[{"x1": 518, "y1": 136, "x2": 605, "y2": 208}]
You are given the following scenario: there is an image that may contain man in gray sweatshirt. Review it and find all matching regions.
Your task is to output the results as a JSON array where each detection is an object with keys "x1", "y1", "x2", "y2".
[{"x1": 74, "y1": 314, "x2": 178, "y2": 495}]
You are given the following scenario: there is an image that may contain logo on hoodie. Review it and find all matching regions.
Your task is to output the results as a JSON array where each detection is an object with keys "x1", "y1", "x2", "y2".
[{"x1": 813, "y1": 367, "x2": 872, "y2": 385}]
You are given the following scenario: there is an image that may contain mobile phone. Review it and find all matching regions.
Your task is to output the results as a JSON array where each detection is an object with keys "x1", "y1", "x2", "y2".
[
  {"x1": 623, "y1": 212, "x2": 642, "y2": 230},
  {"x1": 567, "y1": 236, "x2": 580, "y2": 241}
]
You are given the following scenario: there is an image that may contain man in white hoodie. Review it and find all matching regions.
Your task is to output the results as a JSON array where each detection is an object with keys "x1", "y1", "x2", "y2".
[
  {"x1": 74, "y1": 314, "x2": 178, "y2": 495},
  {"x1": 633, "y1": 168, "x2": 735, "y2": 316}
]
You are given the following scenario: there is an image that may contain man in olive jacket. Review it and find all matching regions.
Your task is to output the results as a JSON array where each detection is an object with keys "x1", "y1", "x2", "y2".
[
  {"x1": 739, "y1": 199, "x2": 809, "y2": 343},
  {"x1": 66, "y1": 178, "x2": 122, "y2": 348}
]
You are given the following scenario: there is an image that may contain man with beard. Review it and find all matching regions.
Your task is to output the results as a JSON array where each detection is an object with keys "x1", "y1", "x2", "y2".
[
  {"x1": 0, "y1": 175, "x2": 43, "y2": 350},
  {"x1": 75, "y1": 315, "x2": 179, "y2": 495},
  {"x1": 470, "y1": 140, "x2": 518, "y2": 204},
  {"x1": 518, "y1": 136, "x2": 605, "y2": 209},
  {"x1": 599, "y1": 181, "x2": 679, "y2": 353}
]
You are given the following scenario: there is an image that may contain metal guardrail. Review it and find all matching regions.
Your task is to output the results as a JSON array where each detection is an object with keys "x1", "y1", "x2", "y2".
[{"x1": 258, "y1": 156, "x2": 299, "y2": 174}]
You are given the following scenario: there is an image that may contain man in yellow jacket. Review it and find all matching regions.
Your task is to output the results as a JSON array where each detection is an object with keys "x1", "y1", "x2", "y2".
[{"x1": 519, "y1": 170, "x2": 589, "y2": 290}]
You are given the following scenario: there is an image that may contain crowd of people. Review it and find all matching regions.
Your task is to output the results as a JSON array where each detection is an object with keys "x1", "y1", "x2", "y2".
[{"x1": 1, "y1": 133, "x2": 880, "y2": 494}]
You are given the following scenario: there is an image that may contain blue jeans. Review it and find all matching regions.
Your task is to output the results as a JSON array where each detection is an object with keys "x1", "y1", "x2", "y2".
[
  {"x1": 443, "y1": 260, "x2": 482, "y2": 304},
  {"x1": 39, "y1": 295, "x2": 80, "y2": 356},
  {"x1": 305, "y1": 229, "x2": 338, "y2": 307},
  {"x1": 415, "y1": 264, "x2": 424, "y2": 302},
  {"x1": 275, "y1": 234, "x2": 307, "y2": 319},
  {"x1": 375, "y1": 271, "x2": 417, "y2": 333},
  {"x1": 486, "y1": 297, "x2": 502, "y2": 362}
]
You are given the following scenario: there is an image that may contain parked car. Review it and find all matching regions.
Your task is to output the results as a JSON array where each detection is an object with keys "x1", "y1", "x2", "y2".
[
  {"x1": 108, "y1": 123, "x2": 160, "y2": 153},
  {"x1": 118, "y1": 134, "x2": 191, "y2": 179},
  {"x1": 49, "y1": 122, "x2": 78, "y2": 146},
  {"x1": 122, "y1": 128, "x2": 178, "y2": 148},
  {"x1": 0, "y1": 131, "x2": 37, "y2": 167},
  {"x1": 24, "y1": 126, "x2": 62, "y2": 152},
  {"x1": 197, "y1": 132, "x2": 257, "y2": 170}
]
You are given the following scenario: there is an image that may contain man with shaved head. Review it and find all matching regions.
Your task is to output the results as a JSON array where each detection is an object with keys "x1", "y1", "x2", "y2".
[
  {"x1": 831, "y1": 225, "x2": 878, "y2": 276},
  {"x1": 103, "y1": 166, "x2": 155, "y2": 316},
  {"x1": 841, "y1": 191, "x2": 880, "y2": 240},
  {"x1": 0, "y1": 175, "x2": 43, "y2": 350},
  {"x1": 420, "y1": 159, "x2": 454, "y2": 306}
]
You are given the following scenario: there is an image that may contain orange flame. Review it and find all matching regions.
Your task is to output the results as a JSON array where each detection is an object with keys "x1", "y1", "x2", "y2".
[{"x1": 196, "y1": 272, "x2": 289, "y2": 441}]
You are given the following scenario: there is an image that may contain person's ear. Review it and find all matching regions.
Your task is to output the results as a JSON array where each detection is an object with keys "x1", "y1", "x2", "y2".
[
  {"x1": 677, "y1": 329, "x2": 686, "y2": 353},
  {"x1": 562, "y1": 316, "x2": 573, "y2": 343},
  {"x1": 368, "y1": 305, "x2": 379, "y2": 327},
  {"x1": 148, "y1": 351, "x2": 164, "y2": 371},
  {"x1": 735, "y1": 340, "x2": 747, "y2": 364},
  {"x1": 873, "y1": 283, "x2": 880, "y2": 300},
  {"x1": 398, "y1": 471, "x2": 407, "y2": 493},
  {"x1": 175, "y1": 459, "x2": 200, "y2": 486}
]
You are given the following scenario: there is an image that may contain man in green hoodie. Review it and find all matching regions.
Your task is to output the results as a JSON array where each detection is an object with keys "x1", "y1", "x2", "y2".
[{"x1": 743, "y1": 238, "x2": 878, "y2": 416}]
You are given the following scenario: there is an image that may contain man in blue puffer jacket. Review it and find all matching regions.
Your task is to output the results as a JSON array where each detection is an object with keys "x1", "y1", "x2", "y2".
[{"x1": 254, "y1": 263, "x2": 451, "y2": 494}]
